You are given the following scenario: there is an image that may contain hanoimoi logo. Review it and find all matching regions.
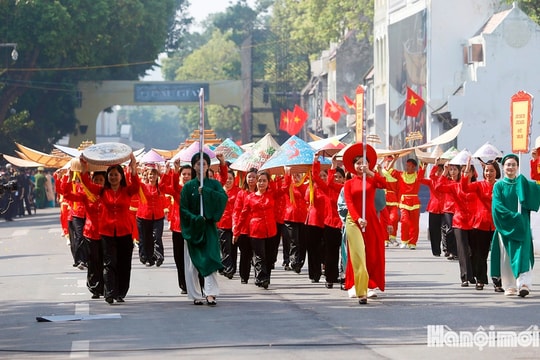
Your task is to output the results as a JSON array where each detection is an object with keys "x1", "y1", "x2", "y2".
[{"x1": 427, "y1": 325, "x2": 540, "y2": 350}]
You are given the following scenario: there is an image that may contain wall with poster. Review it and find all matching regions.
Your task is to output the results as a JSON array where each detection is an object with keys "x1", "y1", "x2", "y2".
[{"x1": 387, "y1": 9, "x2": 427, "y2": 151}]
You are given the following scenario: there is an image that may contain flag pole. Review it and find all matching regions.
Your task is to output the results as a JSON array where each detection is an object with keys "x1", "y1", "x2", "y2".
[
  {"x1": 361, "y1": 88, "x2": 367, "y2": 231},
  {"x1": 199, "y1": 87, "x2": 205, "y2": 216}
]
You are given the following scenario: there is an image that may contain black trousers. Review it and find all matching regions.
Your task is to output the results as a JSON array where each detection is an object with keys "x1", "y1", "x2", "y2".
[
  {"x1": 283, "y1": 221, "x2": 306, "y2": 271},
  {"x1": 428, "y1": 212, "x2": 443, "y2": 256},
  {"x1": 305, "y1": 224, "x2": 323, "y2": 281},
  {"x1": 441, "y1": 213, "x2": 457, "y2": 256},
  {"x1": 267, "y1": 224, "x2": 281, "y2": 268},
  {"x1": 470, "y1": 229, "x2": 493, "y2": 284},
  {"x1": 218, "y1": 228, "x2": 237, "y2": 276},
  {"x1": 324, "y1": 225, "x2": 342, "y2": 283},
  {"x1": 237, "y1": 234, "x2": 252, "y2": 282},
  {"x1": 86, "y1": 238, "x2": 104, "y2": 296},
  {"x1": 454, "y1": 228, "x2": 474, "y2": 283},
  {"x1": 172, "y1": 231, "x2": 187, "y2": 292},
  {"x1": 276, "y1": 223, "x2": 289, "y2": 265},
  {"x1": 69, "y1": 216, "x2": 88, "y2": 266},
  {"x1": 102, "y1": 233, "x2": 133, "y2": 299},
  {"x1": 250, "y1": 237, "x2": 272, "y2": 285},
  {"x1": 137, "y1": 217, "x2": 164, "y2": 265}
]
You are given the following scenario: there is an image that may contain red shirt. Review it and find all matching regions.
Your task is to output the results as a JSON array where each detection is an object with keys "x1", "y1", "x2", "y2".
[
  {"x1": 391, "y1": 167, "x2": 425, "y2": 210},
  {"x1": 136, "y1": 172, "x2": 172, "y2": 220},
  {"x1": 166, "y1": 172, "x2": 182, "y2": 233},
  {"x1": 233, "y1": 189, "x2": 252, "y2": 235},
  {"x1": 82, "y1": 172, "x2": 140, "y2": 237},
  {"x1": 282, "y1": 175, "x2": 308, "y2": 223},
  {"x1": 461, "y1": 177, "x2": 495, "y2": 231},
  {"x1": 217, "y1": 185, "x2": 240, "y2": 230},
  {"x1": 436, "y1": 176, "x2": 477, "y2": 230},
  {"x1": 63, "y1": 191, "x2": 101, "y2": 241},
  {"x1": 311, "y1": 162, "x2": 344, "y2": 229},
  {"x1": 421, "y1": 166, "x2": 444, "y2": 214},
  {"x1": 235, "y1": 190, "x2": 278, "y2": 239}
]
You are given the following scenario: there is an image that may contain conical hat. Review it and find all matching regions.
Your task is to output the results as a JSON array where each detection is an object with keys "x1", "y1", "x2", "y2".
[
  {"x1": 449, "y1": 149, "x2": 472, "y2": 165},
  {"x1": 472, "y1": 142, "x2": 503, "y2": 162},
  {"x1": 440, "y1": 146, "x2": 460, "y2": 160}
]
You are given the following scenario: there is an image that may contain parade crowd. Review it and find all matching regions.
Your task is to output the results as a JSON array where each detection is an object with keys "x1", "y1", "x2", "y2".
[
  {"x1": 41, "y1": 142, "x2": 539, "y2": 306},
  {"x1": 0, "y1": 164, "x2": 57, "y2": 222}
]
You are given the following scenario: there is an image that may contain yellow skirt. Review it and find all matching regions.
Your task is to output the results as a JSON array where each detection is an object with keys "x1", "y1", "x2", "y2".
[{"x1": 345, "y1": 214, "x2": 369, "y2": 298}]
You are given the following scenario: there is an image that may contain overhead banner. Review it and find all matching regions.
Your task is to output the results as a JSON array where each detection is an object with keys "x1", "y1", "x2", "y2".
[
  {"x1": 510, "y1": 90, "x2": 533, "y2": 153},
  {"x1": 355, "y1": 85, "x2": 365, "y2": 142}
]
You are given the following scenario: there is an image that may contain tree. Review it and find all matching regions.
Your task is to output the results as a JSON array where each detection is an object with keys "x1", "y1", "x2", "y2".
[
  {"x1": 172, "y1": 30, "x2": 243, "y2": 141},
  {"x1": 0, "y1": 0, "x2": 189, "y2": 154}
]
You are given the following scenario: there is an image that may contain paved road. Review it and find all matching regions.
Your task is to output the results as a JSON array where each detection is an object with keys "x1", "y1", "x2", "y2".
[{"x1": 0, "y1": 208, "x2": 539, "y2": 359}]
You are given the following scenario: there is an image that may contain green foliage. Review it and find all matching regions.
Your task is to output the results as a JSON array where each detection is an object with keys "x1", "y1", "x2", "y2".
[
  {"x1": 0, "y1": 0, "x2": 189, "y2": 155},
  {"x1": 506, "y1": 0, "x2": 540, "y2": 23},
  {"x1": 173, "y1": 30, "x2": 242, "y2": 141}
]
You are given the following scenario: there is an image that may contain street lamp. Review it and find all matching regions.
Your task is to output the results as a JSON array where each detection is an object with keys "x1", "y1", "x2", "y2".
[{"x1": 0, "y1": 43, "x2": 18, "y2": 61}]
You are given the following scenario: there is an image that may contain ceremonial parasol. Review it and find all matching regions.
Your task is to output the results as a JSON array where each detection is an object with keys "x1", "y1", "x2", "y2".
[
  {"x1": 230, "y1": 133, "x2": 280, "y2": 172},
  {"x1": 140, "y1": 149, "x2": 166, "y2": 164},
  {"x1": 172, "y1": 141, "x2": 216, "y2": 162},
  {"x1": 213, "y1": 138, "x2": 244, "y2": 163},
  {"x1": 259, "y1": 135, "x2": 331, "y2": 175}
]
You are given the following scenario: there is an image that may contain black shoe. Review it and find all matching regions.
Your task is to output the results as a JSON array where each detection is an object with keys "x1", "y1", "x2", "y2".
[
  {"x1": 145, "y1": 261, "x2": 154, "y2": 267},
  {"x1": 206, "y1": 296, "x2": 217, "y2": 306},
  {"x1": 261, "y1": 280, "x2": 269, "y2": 289},
  {"x1": 105, "y1": 297, "x2": 114, "y2": 304},
  {"x1": 181, "y1": 289, "x2": 187, "y2": 295},
  {"x1": 193, "y1": 299, "x2": 204, "y2": 305},
  {"x1": 311, "y1": 278, "x2": 320, "y2": 283},
  {"x1": 116, "y1": 297, "x2": 125, "y2": 303},
  {"x1": 494, "y1": 286, "x2": 504, "y2": 293},
  {"x1": 284, "y1": 265, "x2": 292, "y2": 271},
  {"x1": 156, "y1": 258, "x2": 163, "y2": 267},
  {"x1": 325, "y1": 282, "x2": 334, "y2": 289},
  {"x1": 461, "y1": 281, "x2": 469, "y2": 287},
  {"x1": 359, "y1": 297, "x2": 367, "y2": 305},
  {"x1": 475, "y1": 283, "x2": 484, "y2": 290},
  {"x1": 91, "y1": 294, "x2": 100, "y2": 299},
  {"x1": 241, "y1": 279, "x2": 248, "y2": 284}
]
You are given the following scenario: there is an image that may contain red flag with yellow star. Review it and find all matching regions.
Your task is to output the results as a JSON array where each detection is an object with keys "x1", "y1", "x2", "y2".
[
  {"x1": 405, "y1": 87, "x2": 425, "y2": 117},
  {"x1": 287, "y1": 105, "x2": 308, "y2": 135}
]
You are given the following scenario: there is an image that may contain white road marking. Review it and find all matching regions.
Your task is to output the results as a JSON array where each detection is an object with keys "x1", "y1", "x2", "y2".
[
  {"x1": 75, "y1": 303, "x2": 89, "y2": 316},
  {"x1": 70, "y1": 340, "x2": 89, "y2": 358},
  {"x1": 12, "y1": 229, "x2": 29, "y2": 236}
]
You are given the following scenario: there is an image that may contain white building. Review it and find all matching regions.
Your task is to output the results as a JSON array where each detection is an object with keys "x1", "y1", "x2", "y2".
[{"x1": 373, "y1": 0, "x2": 540, "y2": 174}]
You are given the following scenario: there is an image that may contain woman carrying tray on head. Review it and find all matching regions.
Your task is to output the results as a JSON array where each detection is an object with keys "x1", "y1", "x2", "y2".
[{"x1": 80, "y1": 152, "x2": 140, "y2": 305}]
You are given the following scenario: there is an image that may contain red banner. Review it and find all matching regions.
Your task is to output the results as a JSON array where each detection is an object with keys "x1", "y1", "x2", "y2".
[{"x1": 510, "y1": 90, "x2": 533, "y2": 153}]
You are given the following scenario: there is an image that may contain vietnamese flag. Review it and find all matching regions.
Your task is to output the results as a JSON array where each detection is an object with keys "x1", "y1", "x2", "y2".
[
  {"x1": 343, "y1": 95, "x2": 356, "y2": 109},
  {"x1": 287, "y1": 105, "x2": 308, "y2": 135},
  {"x1": 279, "y1": 109, "x2": 289, "y2": 132},
  {"x1": 324, "y1": 100, "x2": 346, "y2": 123},
  {"x1": 405, "y1": 87, "x2": 425, "y2": 117}
]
